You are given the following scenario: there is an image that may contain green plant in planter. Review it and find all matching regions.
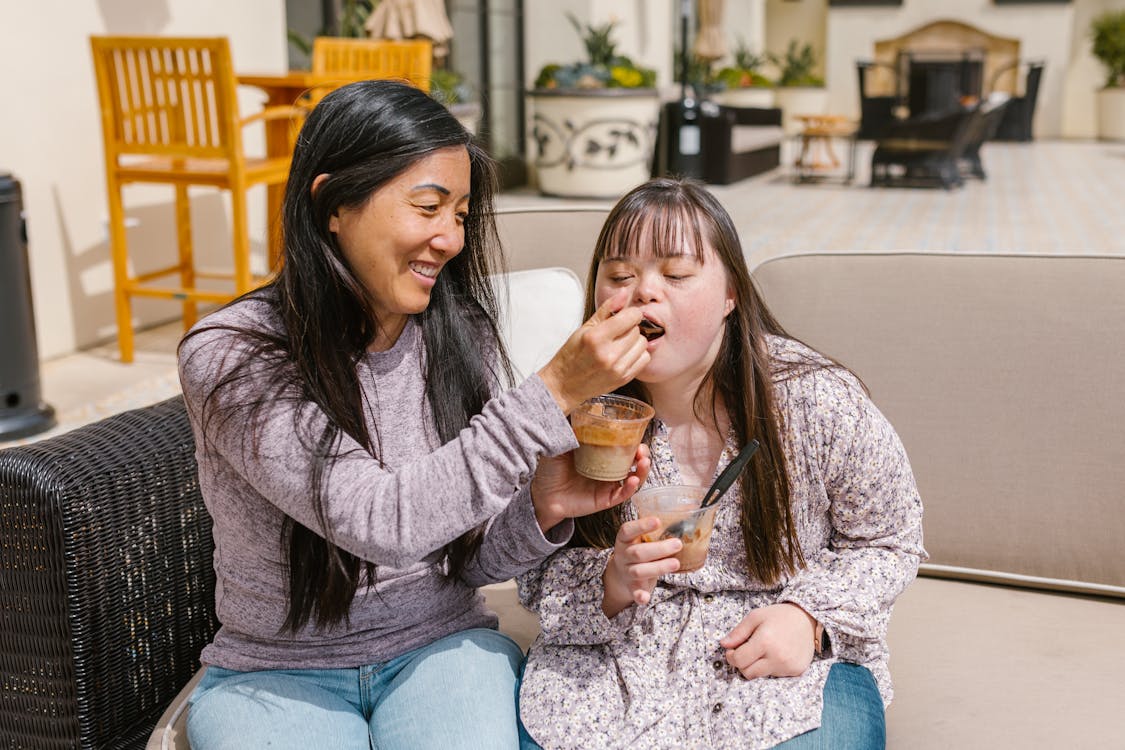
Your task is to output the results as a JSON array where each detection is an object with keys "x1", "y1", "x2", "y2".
[
  {"x1": 714, "y1": 38, "x2": 774, "y2": 90},
  {"x1": 1091, "y1": 10, "x2": 1125, "y2": 88},
  {"x1": 533, "y1": 13, "x2": 656, "y2": 90},
  {"x1": 771, "y1": 40, "x2": 824, "y2": 88},
  {"x1": 287, "y1": 0, "x2": 375, "y2": 64},
  {"x1": 430, "y1": 68, "x2": 473, "y2": 106}
]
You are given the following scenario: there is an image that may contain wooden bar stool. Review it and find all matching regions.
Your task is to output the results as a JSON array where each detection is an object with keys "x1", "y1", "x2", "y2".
[{"x1": 90, "y1": 36, "x2": 306, "y2": 362}]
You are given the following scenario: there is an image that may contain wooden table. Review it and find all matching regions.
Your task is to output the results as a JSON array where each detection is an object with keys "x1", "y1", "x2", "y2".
[
  {"x1": 238, "y1": 72, "x2": 370, "y2": 267},
  {"x1": 793, "y1": 114, "x2": 858, "y2": 183}
]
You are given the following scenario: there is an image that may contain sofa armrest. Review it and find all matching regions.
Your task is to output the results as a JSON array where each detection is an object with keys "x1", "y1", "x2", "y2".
[{"x1": 0, "y1": 396, "x2": 218, "y2": 748}]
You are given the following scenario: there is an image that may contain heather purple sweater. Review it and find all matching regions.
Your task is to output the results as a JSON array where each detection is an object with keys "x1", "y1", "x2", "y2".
[{"x1": 178, "y1": 297, "x2": 577, "y2": 671}]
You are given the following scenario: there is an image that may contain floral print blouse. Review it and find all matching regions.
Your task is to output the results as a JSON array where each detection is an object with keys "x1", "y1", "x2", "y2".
[{"x1": 517, "y1": 337, "x2": 927, "y2": 750}]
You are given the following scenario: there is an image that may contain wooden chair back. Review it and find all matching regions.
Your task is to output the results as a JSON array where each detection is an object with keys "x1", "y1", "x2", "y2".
[
  {"x1": 311, "y1": 37, "x2": 432, "y2": 92},
  {"x1": 88, "y1": 35, "x2": 302, "y2": 362},
  {"x1": 90, "y1": 36, "x2": 242, "y2": 164}
]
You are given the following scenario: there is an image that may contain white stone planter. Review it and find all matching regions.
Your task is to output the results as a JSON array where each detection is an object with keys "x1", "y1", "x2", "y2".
[
  {"x1": 773, "y1": 86, "x2": 829, "y2": 135},
  {"x1": 1096, "y1": 88, "x2": 1125, "y2": 141},
  {"x1": 527, "y1": 89, "x2": 660, "y2": 199},
  {"x1": 713, "y1": 87, "x2": 776, "y2": 109}
]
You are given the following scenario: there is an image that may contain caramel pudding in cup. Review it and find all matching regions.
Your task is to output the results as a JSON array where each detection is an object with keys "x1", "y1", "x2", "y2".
[
  {"x1": 633, "y1": 485, "x2": 719, "y2": 572},
  {"x1": 570, "y1": 395, "x2": 654, "y2": 482}
]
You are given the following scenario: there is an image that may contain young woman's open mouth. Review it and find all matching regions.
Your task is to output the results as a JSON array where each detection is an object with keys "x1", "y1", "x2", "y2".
[{"x1": 638, "y1": 317, "x2": 665, "y2": 341}]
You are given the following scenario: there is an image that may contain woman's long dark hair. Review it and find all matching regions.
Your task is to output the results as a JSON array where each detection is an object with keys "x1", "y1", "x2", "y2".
[
  {"x1": 573, "y1": 178, "x2": 858, "y2": 584},
  {"x1": 180, "y1": 80, "x2": 510, "y2": 631}
]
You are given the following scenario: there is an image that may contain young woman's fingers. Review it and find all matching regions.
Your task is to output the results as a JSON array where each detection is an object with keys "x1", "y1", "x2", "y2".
[
  {"x1": 618, "y1": 536, "x2": 682, "y2": 565},
  {"x1": 719, "y1": 609, "x2": 764, "y2": 649},
  {"x1": 617, "y1": 517, "x2": 660, "y2": 544},
  {"x1": 736, "y1": 654, "x2": 774, "y2": 681},
  {"x1": 724, "y1": 638, "x2": 767, "y2": 673}
]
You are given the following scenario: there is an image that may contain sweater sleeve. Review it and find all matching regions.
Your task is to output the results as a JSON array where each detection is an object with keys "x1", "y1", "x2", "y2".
[
  {"x1": 779, "y1": 371, "x2": 927, "y2": 663},
  {"x1": 178, "y1": 322, "x2": 576, "y2": 570},
  {"x1": 459, "y1": 484, "x2": 575, "y2": 587},
  {"x1": 517, "y1": 547, "x2": 640, "y2": 645}
]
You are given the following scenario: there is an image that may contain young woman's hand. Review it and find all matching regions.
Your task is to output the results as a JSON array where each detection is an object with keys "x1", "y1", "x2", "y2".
[
  {"x1": 719, "y1": 603, "x2": 818, "y2": 680},
  {"x1": 537, "y1": 289, "x2": 650, "y2": 415},
  {"x1": 531, "y1": 444, "x2": 650, "y2": 533},
  {"x1": 601, "y1": 516, "x2": 682, "y2": 618}
]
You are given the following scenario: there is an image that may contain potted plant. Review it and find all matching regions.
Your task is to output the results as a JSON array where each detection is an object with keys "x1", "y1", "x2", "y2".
[
  {"x1": 770, "y1": 40, "x2": 828, "y2": 134},
  {"x1": 712, "y1": 38, "x2": 776, "y2": 109},
  {"x1": 527, "y1": 13, "x2": 659, "y2": 198},
  {"x1": 1092, "y1": 10, "x2": 1125, "y2": 141}
]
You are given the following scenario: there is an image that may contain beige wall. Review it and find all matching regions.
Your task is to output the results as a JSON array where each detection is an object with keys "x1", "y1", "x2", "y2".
[
  {"x1": 765, "y1": 0, "x2": 828, "y2": 80},
  {"x1": 1, "y1": 0, "x2": 287, "y2": 360},
  {"x1": 1062, "y1": 0, "x2": 1125, "y2": 137}
]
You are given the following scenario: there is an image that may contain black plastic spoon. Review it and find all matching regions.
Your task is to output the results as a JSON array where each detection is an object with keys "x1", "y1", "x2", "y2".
[{"x1": 660, "y1": 439, "x2": 760, "y2": 541}]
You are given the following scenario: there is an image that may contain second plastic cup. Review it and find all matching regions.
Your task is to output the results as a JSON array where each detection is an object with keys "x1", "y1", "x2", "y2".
[
  {"x1": 570, "y1": 394, "x2": 654, "y2": 482},
  {"x1": 632, "y1": 485, "x2": 719, "y2": 572}
]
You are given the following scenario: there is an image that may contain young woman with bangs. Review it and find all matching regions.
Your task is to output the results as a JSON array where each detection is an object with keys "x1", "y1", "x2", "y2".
[
  {"x1": 177, "y1": 80, "x2": 653, "y2": 750},
  {"x1": 517, "y1": 177, "x2": 926, "y2": 750}
]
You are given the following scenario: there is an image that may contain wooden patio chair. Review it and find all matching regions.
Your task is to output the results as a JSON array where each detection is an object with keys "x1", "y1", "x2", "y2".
[
  {"x1": 309, "y1": 37, "x2": 432, "y2": 104},
  {"x1": 90, "y1": 36, "x2": 306, "y2": 362}
]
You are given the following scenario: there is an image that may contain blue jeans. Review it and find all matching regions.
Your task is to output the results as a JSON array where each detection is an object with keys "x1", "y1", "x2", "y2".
[
  {"x1": 186, "y1": 628, "x2": 524, "y2": 750},
  {"x1": 775, "y1": 662, "x2": 886, "y2": 749}
]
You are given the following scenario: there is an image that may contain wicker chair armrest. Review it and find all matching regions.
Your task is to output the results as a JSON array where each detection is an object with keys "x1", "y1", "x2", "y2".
[{"x1": 0, "y1": 396, "x2": 217, "y2": 749}]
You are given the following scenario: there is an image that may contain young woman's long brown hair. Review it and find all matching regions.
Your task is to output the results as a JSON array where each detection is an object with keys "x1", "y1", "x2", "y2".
[{"x1": 572, "y1": 178, "x2": 858, "y2": 584}]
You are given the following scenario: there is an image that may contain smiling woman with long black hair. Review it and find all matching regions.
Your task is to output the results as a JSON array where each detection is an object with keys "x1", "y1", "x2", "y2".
[{"x1": 177, "y1": 80, "x2": 652, "y2": 750}]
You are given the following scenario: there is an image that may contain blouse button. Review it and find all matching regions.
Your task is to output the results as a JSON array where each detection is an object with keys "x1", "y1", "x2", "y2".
[
  {"x1": 712, "y1": 660, "x2": 723, "y2": 670},
  {"x1": 712, "y1": 702, "x2": 723, "y2": 714},
  {"x1": 703, "y1": 594, "x2": 715, "y2": 603}
]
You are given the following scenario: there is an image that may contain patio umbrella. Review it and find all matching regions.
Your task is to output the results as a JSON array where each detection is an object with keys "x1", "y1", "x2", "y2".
[
  {"x1": 365, "y1": 0, "x2": 454, "y2": 59},
  {"x1": 694, "y1": 0, "x2": 726, "y2": 62}
]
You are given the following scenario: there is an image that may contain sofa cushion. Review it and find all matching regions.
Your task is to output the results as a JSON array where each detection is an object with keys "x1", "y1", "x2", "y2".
[
  {"x1": 752, "y1": 253, "x2": 1125, "y2": 597},
  {"x1": 886, "y1": 577, "x2": 1125, "y2": 747},
  {"x1": 496, "y1": 206, "x2": 609, "y2": 284}
]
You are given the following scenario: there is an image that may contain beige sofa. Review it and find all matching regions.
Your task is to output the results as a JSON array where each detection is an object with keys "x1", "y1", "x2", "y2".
[
  {"x1": 4, "y1": 209, "x2": 1120, "y2": 748},
  {"x1": 155, "y1": 212, "x2": 1125, "y2": 748}
]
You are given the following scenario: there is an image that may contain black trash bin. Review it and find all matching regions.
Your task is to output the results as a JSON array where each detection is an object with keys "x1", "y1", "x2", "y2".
[{"x1": 0, "y1": 172, "x2": 55, "y2": 441}]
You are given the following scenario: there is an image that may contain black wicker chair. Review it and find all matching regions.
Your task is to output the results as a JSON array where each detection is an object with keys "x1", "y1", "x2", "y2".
[
  {"x1": 0, "y1": 396, "x2": 217, "y2": 749},
  {"x1": 992, "y1": 60, "x2": 1045, "y2": 142},
  {"x1": 960, "y1": 96, "x2": 1011, "y2": 180},
  {"x1": 856, "y1": 60, "x2": 906, "y2": 141},
  {"x1": 870, "y1": 105, "x2": 984, "y2": 190}
]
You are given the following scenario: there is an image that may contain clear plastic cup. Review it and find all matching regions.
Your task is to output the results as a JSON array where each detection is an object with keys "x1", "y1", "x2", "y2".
[
  {"x1": 570, "y1": 394, "x2": 654, "y2": 482},
  {"x1": 632, "y1": 485, "x2": 719, "y2": 572}
]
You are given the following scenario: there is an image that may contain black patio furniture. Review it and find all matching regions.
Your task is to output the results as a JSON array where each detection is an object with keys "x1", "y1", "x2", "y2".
[
  {"x1": 900, "y1": 49, "x2": 986, "y2": 117},
  {"x1": 991, "y1": 60, "x2": 1045, "y2": 142},
  {"x1": 0, "y1": 396, "x2": 218, "y2": 749},
  {"x1": 870, "y1": 104, "x2": 984, "y2": 189},
  {"x1": 856, "y1": 60, "x2": 906, "y2": 140},
  {"x1": 960, "y1": 96, "x2": 1011, "y2": 180}
]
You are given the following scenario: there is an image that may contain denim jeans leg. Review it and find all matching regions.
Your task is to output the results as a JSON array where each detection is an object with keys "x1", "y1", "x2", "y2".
[
  {"x1": 773, "y1": 662, "x2": 886, "y2": 750},
  {"x1": 367, "y1": 628, "x2": 525, "y2": 750},
  {"x1": 185, "y1": 666, "x2": 370, "y2": 750}
]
